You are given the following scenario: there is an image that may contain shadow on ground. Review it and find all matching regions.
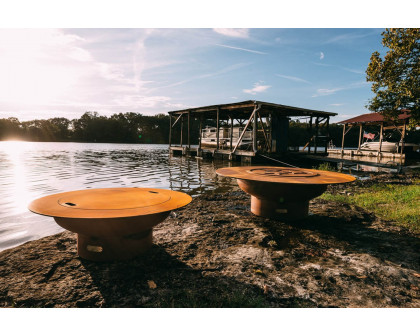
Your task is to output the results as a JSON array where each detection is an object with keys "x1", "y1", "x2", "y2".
[
  {"x1": 262, "y1": 200, "x2": 420, "y2": 273},
  {"x1": 1, "y1": 188, "x2": 419, "y2": 307},
  {"x1": 79, "y1": 245, "x2": 315, "y2": 308}
]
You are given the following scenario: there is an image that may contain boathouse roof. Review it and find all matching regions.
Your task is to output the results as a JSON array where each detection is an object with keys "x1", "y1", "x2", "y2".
[
  {"x1": 339, "y1": 110, "x2": 411, "y2": 125},
  {"x1": 167, "y1": 100, "x2": 337, "y2": 119}
]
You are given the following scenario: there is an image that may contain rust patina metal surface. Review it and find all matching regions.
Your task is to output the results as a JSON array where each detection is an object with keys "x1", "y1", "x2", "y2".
[
  {"x1": 216, "y1": 166, "x2": 355, "y2": 220},
  {"x1": 29, "y1": 188, "x2": 192, "y2": 261}
]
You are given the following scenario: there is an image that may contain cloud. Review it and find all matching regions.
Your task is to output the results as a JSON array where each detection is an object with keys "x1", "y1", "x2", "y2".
[
  {"x1": 164, "y1": 102, "x2": 187, "y2": 110},
  {"x1": 312, "y1": 80, "x2": 370, "y2": 99},
  {"x1": 216, "y1": 44, "x2": 267, "y2": 55},
  {"x1": 213, "y1": 28, "x2": 249, "y2": 39},
  {"x1": 320, "y1": 52, "x2": 324, "y2": 60},
  {"x1": 0, "y1": 29, "x2": 99, "y2": 107},
  {"x1": 323, "y1": 31, "x2": 379, "y2": 45},
  {"x1": 312, "y1": 62, "x2": 364, "y2": 74},
  {"x1": 200, "y1": 62, "x2": 250, "y2": 79},
  {"x1": 329, "y1": 103, "x2": 344, "y2": 106},
  {"x1": 341, "y1": 67, "x2": 364, "y2": 74},
  {"x1": 152, "y1": 62, "x2": 249, "y2": 90},
  {"x1": 0, "y1": 29, "x2": 181, "y2": 119},
  {"x1": 348, "y1": 81, "x2": 370, "y2": 88},
  {"x1": 113, "y1": 95, "x2": 172, "y2": 108},
  {"x1": 276, "y1": 74, "x2": 310, "y2": 84},
  {"x1": 312, "y1": 88, "x2": 342, "y2": 97},
  {"x1": 243, "y1": 82, "x2": 271, "y2": 95}
]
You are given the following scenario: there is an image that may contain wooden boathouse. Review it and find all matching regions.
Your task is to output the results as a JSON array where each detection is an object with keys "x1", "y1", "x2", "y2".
[
  {"x1": 327, "y1": 110, "x2": 413, "y2": 165},
  {"x1": 168, "y1": 100, "x2": 336, "y2": 162}
]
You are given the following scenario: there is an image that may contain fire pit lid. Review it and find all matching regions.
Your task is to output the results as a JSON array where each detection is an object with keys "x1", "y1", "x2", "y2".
[
  {"x1": 216, "y1": 166, "x2": 355, "y2": 185},
  {"x1": 28, "y1": 188, "x2": 192, "y2": 219}
]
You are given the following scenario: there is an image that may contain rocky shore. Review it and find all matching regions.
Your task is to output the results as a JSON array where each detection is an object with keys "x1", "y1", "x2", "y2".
[{"x1": 1, "y1": 173, "x2": 419, "y2": 307}]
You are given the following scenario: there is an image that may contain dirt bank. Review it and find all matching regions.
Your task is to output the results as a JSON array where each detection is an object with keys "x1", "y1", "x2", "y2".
[{"x1": 1, "y1": 173, "x2": 419, "y2": 307}]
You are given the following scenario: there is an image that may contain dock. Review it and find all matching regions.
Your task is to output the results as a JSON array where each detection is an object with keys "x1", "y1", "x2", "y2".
[
  {"x1": 169, "y1": 145, "x2": 256, "y2": 162},
  {"x1": 333, "y1": 110, "x2": 415, "y2": 166},
  {"x1": 167, "y1": 100, "x2": 336, "y2": 163},
  {"x1": 327, "y1": 148, "x2": 405, "y2": 164}
]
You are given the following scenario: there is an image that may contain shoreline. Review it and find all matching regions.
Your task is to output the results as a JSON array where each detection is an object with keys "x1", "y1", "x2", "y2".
[{"x1": 1, "y1": 172, "x2": 419, "y2": 307}]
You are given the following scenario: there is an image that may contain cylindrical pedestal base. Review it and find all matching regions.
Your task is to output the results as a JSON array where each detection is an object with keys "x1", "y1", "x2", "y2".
[
  {"x1": 250, "y1": 196, "x2": 309, "y2": 221},
  {"x1": 77, "y1": 229, "x2": 153, "y2": 261}
]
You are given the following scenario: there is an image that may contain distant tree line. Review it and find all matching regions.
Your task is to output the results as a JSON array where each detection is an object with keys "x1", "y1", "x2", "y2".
[
  {"x1": 1, "y1": 111, "x2": 418, "y2": 147},
  {"x1": 0, "y1": 112, "x2": 174, "y2": 144}
]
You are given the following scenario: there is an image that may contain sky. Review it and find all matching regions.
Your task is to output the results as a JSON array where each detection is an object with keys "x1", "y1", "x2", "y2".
[{"x1": 0, "y1": 28, "x2": 388, "y2": 123}]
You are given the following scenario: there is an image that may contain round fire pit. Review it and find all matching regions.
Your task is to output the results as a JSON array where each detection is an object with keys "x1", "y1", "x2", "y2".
[
  {"x1": 28, "y1": 188, "x2": 192, "y2": 261},
  {"x1": 216, "y1": 166, "x2": 355, "y2": 220}
]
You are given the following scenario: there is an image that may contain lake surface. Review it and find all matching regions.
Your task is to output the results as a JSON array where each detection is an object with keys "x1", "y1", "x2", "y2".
[{"x1": 0, "y1": 141, "x2": 241, "y2": 252}]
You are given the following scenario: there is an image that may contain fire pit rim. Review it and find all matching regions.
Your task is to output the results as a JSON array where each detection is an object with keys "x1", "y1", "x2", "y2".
[
  {"x1": 216, "y1": 166, "x2": 356, "y2": 185},
  {"x1": 28, "y1": 187, "x2": 192, "y2": 219}
]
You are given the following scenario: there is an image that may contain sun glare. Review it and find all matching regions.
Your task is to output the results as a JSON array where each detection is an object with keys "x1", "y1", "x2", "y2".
[
  {"x1": 0, "y1": 29, "x2": 86, "y2": 109},
  {"x1": 0, "y1": 141, "x2": 33, "y2": 214}
]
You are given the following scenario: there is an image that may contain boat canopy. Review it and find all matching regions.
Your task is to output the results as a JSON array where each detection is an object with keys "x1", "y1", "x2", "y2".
[{"x1": 168, "y1": 100, "x2": 337, "y2": 120}]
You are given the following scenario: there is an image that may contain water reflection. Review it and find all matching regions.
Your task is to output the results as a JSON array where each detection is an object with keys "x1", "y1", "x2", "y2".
[
  {"x1": 0, "y1": 142, "x2": 241, "y2": 251},
  {"x1": 0, "y1": 141, "x2": 32, "y2": 216}
]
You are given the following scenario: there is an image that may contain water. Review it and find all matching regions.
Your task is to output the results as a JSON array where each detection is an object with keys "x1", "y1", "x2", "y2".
[{"x1": 0, "y1": 141, "x2": 241, "y2": 252}]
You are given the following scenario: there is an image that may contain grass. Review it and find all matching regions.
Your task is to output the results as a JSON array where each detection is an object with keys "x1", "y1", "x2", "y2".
[
  {"x1": 313, "y1": 162, "x2": 336, "y2": 171},
  {"x1": 320, "y1": 182, "x2": 420, "y2": 233}
]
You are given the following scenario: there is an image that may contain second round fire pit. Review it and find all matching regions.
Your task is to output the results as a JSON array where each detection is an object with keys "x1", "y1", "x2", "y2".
[
  {"x1": 216, "y1": 166, "x2": 355, "y2": 220},
  {"x1": 28, "y1": 188, "x2": 192, "y2": 261}
]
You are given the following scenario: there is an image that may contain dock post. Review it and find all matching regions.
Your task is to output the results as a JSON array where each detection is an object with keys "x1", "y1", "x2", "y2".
[
  {"x1": 308, "y1": 117, "x2": 313, "y2": 153},
  {"x1": 253, "y1": 107, "x2": 257, "y2": 152},
  {"x1": 168, "y1": 114, "x2": 172, "y2": 148},
  {"x1": 216, "y1": 107, "x2": 220, "y2": 151},
  {"x1": 378, "y1": 122, "x2": 383, "y2": 153},
  {"x1": 230, "y1": 116, "x2": 233, "y2": 152},
  {"x1": 180, "y1": 114, "x2": 183, "y2": 149},
  {"x1": 400, "y1": 120, "x2": 407, "y2": 154},
  {"x1": 269, "y1": 113, "x2": 273, "y2": 153},
  {"x1": 197, "y1": 115, "x2": 203, "y2": 157},
  {"x1": 314, "y1": 117, "x2": 319, "y2": 154},
  {"x1": 324, "y1": 117, "x2": 330, "y2": 153},
  {"x1": 358, "y1": 124, "x2": 362, "y2": 151},
  {"x1": 341, "y1": 124, "x2": 346, "y2": 155},
  {"x1": 187, "y1": 111, "x2": 191, "y2": 151},
  {"x1": 399, "y1": 120, "x2": 407, "y2": 165}
]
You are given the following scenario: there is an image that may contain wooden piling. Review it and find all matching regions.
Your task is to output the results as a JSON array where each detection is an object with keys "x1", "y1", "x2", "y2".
[
  {"x1": 314, "y1": 117, "x2": 319, "y2": 154},
  {"x1": 308, "y1": 117, "x2": 313, "y2": 153},
  {"x1": 187, "y1": 111, "x2": 191, "y2": 150},
  {"x1": 379, "y1": 122, "x2": 383, "y2": 153},
  {"x1": 253, "y1": 107, "x2": 257, "y2": 152},
  {"x1": 168, "y1": 114, "x2": 172, "y2": 147},
  {"x1": 180, "y1": 114, "x2": 183, "y2": 147},
  {"x1": 324, "y1": 117, "x2": 330, "y2": 153},
  {"x1": 216, "y1": 107, "x2": 220, "y2": 150},
  {"x1": 230, "y1": 116, "x2": 233, "y2": 152}
]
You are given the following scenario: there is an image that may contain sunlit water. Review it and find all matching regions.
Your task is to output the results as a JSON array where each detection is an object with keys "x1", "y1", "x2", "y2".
[{"x1": 0, "y1": 141, "x2": 241, "y2": 252}]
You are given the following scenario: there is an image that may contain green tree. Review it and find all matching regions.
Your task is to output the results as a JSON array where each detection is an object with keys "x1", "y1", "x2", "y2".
[
  {"x1": 48, "y1": 117, "x2": 71, "y2": 140},
  {"x1": 0, "y1": 117, "x2": 22, "y2": 140},
  {"x1": 366, "y1": 28, "x2": 420, "y2": 123}
]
